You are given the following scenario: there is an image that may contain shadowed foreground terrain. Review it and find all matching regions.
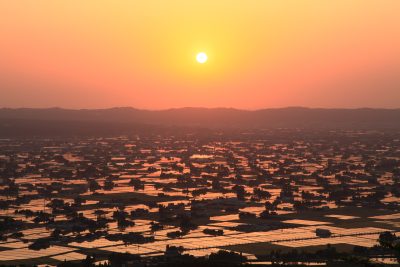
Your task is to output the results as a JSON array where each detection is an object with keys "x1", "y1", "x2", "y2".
[{"x1": 0, "y1": 126, "x2": 399, "y2": 266}]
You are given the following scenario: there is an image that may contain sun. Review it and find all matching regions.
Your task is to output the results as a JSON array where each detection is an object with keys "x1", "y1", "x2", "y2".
[{"x1": 196, "y1": 52, "x2": 208, "y2": 64}]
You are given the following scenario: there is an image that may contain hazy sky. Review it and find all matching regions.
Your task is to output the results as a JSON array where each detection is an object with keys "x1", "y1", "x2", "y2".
[{"x1": 1, "y1": 1, "x2": 399, "y2": 109}]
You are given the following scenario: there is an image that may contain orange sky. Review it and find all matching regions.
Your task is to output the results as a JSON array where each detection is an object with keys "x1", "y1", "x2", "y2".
[{"x1": 1, "y1": 1, "x2": 399, "y2": 109}]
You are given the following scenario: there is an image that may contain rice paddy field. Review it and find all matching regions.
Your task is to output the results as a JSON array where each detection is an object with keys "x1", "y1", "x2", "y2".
[{"x1": 0, "y1": 129, "x2": 399, "y2": 265}]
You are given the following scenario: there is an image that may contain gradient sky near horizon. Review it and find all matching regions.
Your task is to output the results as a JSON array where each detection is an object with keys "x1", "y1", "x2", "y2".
[{"x1": 1, "y1": 1, "x2": 399, "y2": 110}]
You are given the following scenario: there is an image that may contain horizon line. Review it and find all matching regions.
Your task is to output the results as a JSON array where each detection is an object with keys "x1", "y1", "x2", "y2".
[{"x1": 1, "y1": 106, "x2": 400, "y2": 112}]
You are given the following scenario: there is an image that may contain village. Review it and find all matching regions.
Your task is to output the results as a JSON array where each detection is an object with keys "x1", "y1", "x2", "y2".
[{"x1": 0, "y1": 129, "x2": 399, "y2": 266}]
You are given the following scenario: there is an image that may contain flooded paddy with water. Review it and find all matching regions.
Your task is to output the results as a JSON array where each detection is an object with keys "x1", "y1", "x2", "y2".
[{"x1": 0, "y1": 129, "x2": 399, "y2": 265}]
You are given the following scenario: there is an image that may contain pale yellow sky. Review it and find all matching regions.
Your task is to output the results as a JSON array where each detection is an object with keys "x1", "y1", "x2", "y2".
[{"x1": 0, "y1": 1, "x2": 399, "y2": 109}]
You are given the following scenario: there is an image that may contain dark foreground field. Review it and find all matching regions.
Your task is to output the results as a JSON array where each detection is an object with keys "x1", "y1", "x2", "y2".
[{"x1": 0, "y1": 128, "x2": 399, "y2": 266}]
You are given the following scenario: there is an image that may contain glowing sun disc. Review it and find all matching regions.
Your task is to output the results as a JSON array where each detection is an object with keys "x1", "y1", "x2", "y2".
[{"x1": 196, "y1": 52, "x2": 208, "y2": 63}]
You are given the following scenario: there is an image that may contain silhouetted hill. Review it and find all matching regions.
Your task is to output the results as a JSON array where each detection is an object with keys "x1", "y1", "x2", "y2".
[{"x1": 0, "y1": 107, "x2": 399, "y2": 136}]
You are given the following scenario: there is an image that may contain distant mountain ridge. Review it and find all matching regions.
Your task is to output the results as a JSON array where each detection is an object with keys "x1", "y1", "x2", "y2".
[{"x1": 0, "y1": 107, "x2": 399, "y2": 136}]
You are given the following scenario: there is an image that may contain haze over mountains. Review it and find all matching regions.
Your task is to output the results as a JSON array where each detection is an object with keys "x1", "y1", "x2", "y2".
[{"x1": 0, "y1": 107, "x2": 399, "y2": 136}]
